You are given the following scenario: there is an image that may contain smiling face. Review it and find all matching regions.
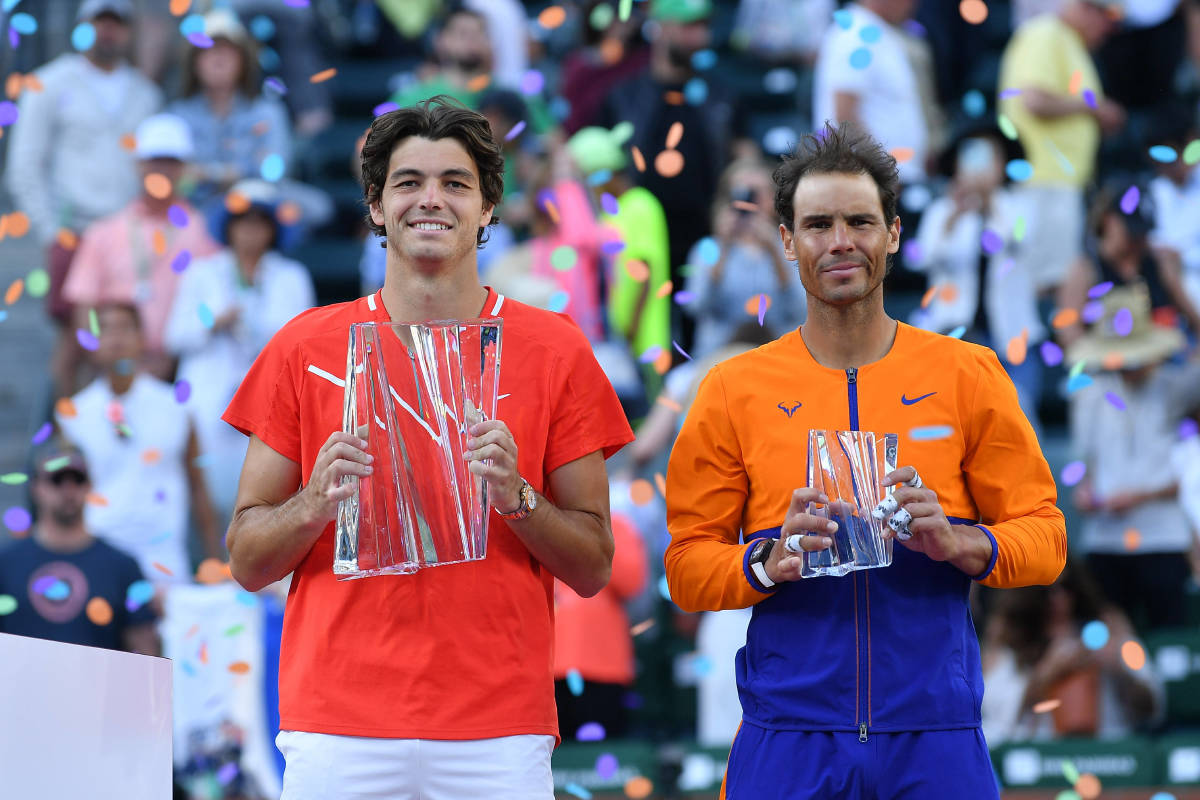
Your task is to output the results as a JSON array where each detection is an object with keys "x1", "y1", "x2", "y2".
[
  {"x1": 780, "y1": 171, "x2": 900, "y2": 310},
  {"x1": 369, "y1": 136, "x2": 494, "y2": 273}
]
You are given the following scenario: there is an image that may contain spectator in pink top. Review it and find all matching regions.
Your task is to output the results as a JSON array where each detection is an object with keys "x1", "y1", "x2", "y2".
[{"x1": 62, "y1": 114, "x2": 221, "y2": 390}]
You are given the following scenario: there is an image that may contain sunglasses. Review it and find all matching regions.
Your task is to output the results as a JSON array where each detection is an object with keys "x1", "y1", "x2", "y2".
[{"x1": 44, "y1": 469, "x2": 89, "y2": 486}]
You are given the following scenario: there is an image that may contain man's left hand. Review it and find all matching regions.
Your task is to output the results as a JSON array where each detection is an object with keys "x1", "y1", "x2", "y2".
[
  {"x1": 881, "y1": 466, "x2": 964, "y2": 563},
  {"x1": 465, "y1": 419, "x2": 524, "y2": 513}
]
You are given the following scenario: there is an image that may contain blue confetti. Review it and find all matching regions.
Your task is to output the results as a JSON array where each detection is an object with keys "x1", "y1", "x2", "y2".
[
  {"x1": 859, "y1": 24, "x2": 881, "y2": 43},
  {"x1": 684, "y1": 77, "x2": 708, "y2": 105},
  {"x1": 695, "y1": 237, "x2": 721, "y2": 266},
  {"x1": 9, "y1": 12, "x2": 37, "y2": 34},
  {"x1": 197, "y1": 303, "x2": 214, "y2": 328},
  {"x1": 179, "y1": 13, "x2": 205, "y2": 36},
  {"x1": 1005, "y1": 159, "x2": 1033, "y2": 182},
  {"x1": 691, "y1": 49, "x2": 717, "y2": 70},
  {"x1": 71, "y1": 22, "x2": 96, "y2": 51},
  {"x1": 833, "y1": 8, "x2": 854, "y2": 28},
  {"x1": 909, "y1": 425, "x2": 954, "y2": 441},
  {"x1": 1149, "y1": 145, "x2": 1178, "y2": 164},
  {"x1": 1066, "y1": 373, "x2": 1094, "y2": 394},
  {"x1": 126, "y1": 580, "x2": 155, "y2": 612},
  {"x1": 564, "y1": 784, "x2": 592, "y2": 800},
  {"x1": 849, "y1": 47, "x2": 872, "y2": 69},
  {"x1": 962, "y1": 89, "x2": 986, "y2": 118},
  {"x1": 235, "y1": 591, "x2": 258, "y2": 607},
  {"x1": 259, "y1": 46, "x2": 281, "y2": 73},
  {"x1": 249, "y1": 15, "x2": 275, "y2": 41},
  {"x1": 947, "y1": 326, "x2": 967, "y2": 339},
  {"x1": 1081, "y1": 620, "x2": 1109, "y2": 650},
  {"x1": 566, "y1": 668, "x2": 584, "y2": 696},
  {"x1": 260, "y1": 153, "x2": 285, "y2": 182},
  {"x1": 2, "y1": 0, "x2": 22, "y2": 12},
  {"x1": 587, "y1": 169, "x2": 613, "y2": 187},
  {"x1": 658, "y1": 574, "x2": 672, "y2": 601},
  {"x1": 548, "y1": 291, "x2": 570, "y2": 313},
  {"x1": 43, "y1": 579, "x2": 70, "y2": 601}
]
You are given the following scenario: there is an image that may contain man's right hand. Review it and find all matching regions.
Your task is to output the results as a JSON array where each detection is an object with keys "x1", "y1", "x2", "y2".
[
  {"x1": 297, "y1": 432, "x2": 373, "y2": 527},
  {"x1": 766, "y1": 488, "x2": 838, "y2": 584}
]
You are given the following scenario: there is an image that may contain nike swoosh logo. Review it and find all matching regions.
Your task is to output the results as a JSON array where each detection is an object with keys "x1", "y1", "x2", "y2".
[{"x1": 901, "y1": 392, "x2": 937, "y2": 405}]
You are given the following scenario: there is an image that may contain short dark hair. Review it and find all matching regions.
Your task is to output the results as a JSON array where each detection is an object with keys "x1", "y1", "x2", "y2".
[
  {"x1": 773, "y1": 121, "x2": 900, "y2": 234},
  {"x1": 361, "y1": 96, "x2": 504, "y2": 248},
  {"x1": 95, "y1": 300, "x2": 143, "y2": 330}
]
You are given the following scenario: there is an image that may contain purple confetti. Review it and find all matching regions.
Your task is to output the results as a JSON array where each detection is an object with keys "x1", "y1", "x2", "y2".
[
  {"x1": 638, "y1": 345, "x2": 662, "y2": 364},
  {"x1": 1087, "y1": 281, "x2": 1114, "y2": 299},
  {"x1": 283, "y1": 0, "x2": 309, "y2": 6},
  {"x1": 31, "y1": 422, "x2": 52, "y2": 445},
  {"x1": 216, "y1": 762, "x2": 239, "y2": 786},
  {"x1": 1119, "y1": 186, "x2": 1140, "y2": 215},
  {"x1": 154, "y1": 489, "x2": 166, "y2": 502},
  {"x1": 186, "y1": 32, "x2": 214, "y2": 48},
  {"x1": 519, "y1": 70, "x2": 545, "y2": 96},
  {"x1": 757, "y1": 294, "x2": 767, "y2": 326},
  {"x1": 1082, "y1": 89, "x2": 1097, "y2": 110},
  {"x1": 1104, "y1": 391, "x2": 1126, "y2": 411},
  {"x1": 372, "y1": 101, "x2": 399, "y2": 116},
  {"x1": 168, "y1": 204, "x2": 189, "y2": 228},
  {"x1": 980, "y1": 229, "x2": 1004, "y2": 255},
  {"x1": 76, "y1": 329, "x2": 99, "y2": 351},
  {"x1": 174, "y1": 379, "x2": 191, "y2": 404},
  {"x1": 673, "y1": 290, "x2": 696, "y2": 304},
  {"x1": 576, "y1": 722, "x2": 606, "y2": 742},
  {"x1": 903, "y1": 240, "x2": 923, "y2": 265},
  {"x1": 264, "y1": 77, "x2": 287, "y2": 95},
  {"x1": 998, "y1": 88, "x2": 1022, "y2": 99},
  {"x1": 902, "y1": 19, "x2": 926, "y2": 37},
  {"x1": 3, "y1": 507, "x2": 32, "y2": 533},
  {"x1": 596, "y1": 753, "x2": 619, "y2": 780},
  {"x1": 0, "y1": 101, "x2": 17, "y2": 127},
  {"x1": 1112, "y1": 307, "x2": 1133, "y2": 336},
  {"x1": 1180, "y1": 418, "x2": 1199, "y2": 439},
  {"x1": 672, "y1": 340, "x2": 692, "y2": 361},
  {"x1": 600, "y1": 239, "x2": 625, "y2": 255},
  {"x1": 504, "y1": 120, "x2": 526, "y2": 142},
  {"x1": 1039, "y1": 340, "x2": 1063, "y2": 367},
  {"x1": 171, "y1": 250, "x2": 192, "y2": 274},
  {"x1": 536, "y1": 187, "x2": 557, "y2": 213},
  {"x1": 32, "y1": 576, "x2": 58, "y2": 595},
  {"x1": 600, "y1": 192, "x2": 619, "y2": 216},
  {"x1": 1081, "y1": 300, "x2": 1104, "y2": 325},
  {"x1": 9, "y1": 28, "x2": 18, "y2": 49},
  {"x1": 1060, "y1": 460, "x2": 1086, "y2": 486}
]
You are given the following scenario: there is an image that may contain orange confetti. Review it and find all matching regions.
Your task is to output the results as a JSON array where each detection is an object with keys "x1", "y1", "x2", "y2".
[
  {"x1": 151, "y1": 229, "x2": 167, "y2": 256},
  {"x1": 1032, "y1": 698, "x2": 1062, "y2": 713},
  {"x1": 1075, "y1": 773, "x2": 1101, "y2": 800},
  {"x1": 0, "y1": 216, "x2": 7, "y2": 241},
  {"x1": 655, "y1": 149, "x2": 685, "y2": 178},
  {"x1": 1006, "y1": 335, "x2": 1027, "y2": 366},
  {"x1": 959, "y1": 0, "x2": 988, "y2": 24},
  {"x1": 937, "y1": 284, "x2": 959, "y2": 304},
  {"x1": 663, "y1": 91, "x2": 685, "y2": 105},
  {"x1": 890, "y1": 146, "x2": 915, "y2": 164},
  {"x1": 152, "y1": 562, "x2": 175, "y2": 576},
  {"x1": 1050, "y1": 308, "x2": 1079, "y2": 329},
  {"x1": 225, "y1": 191, "x2": 251, "y2": 215},
  {"x1": 86, "y1": 492, "x2": 109, "y2": 507},
  {"x1": 169, "y1": 0, "x2": 191, "y2": 14},
  {"x1": 630, "y1": 618, "x2": 655, "y2": 636},
  {"x1": 656, "y1": 280, "x2": 674, "y2": 298},
  {"x1": 656, "y1": 394, "x2": 682, "y2": 413},
  {"x1": 599, "y1": 38, "x2": 624, "y2": 65},
  {"x1": 56, "y1": 228, "x2": 78, "y2": 250},
  {"x1": 745, "y1": 294, "x2": 772, "y2": 316},
  {"x1": 625, "y1": 776, "x2": 653, "y2": 799},
  {"x1": 653, "y1": 349, "x2": 672, "y2": 375},
  {"x1": 85, "y1": 597, "x2": 113, "y2": 626},
  {"x1": 630, "y1": 479, "x2": 654, "y2": 505},
  {"x1": 22, "y1": 74, "x2": 42, "y2": 93},
  {"x1": 1123, "y1": 527, "x2": 1141, "y2": 551},
  {"x1": 250, "y1": 120, "x2": 270, "y2": 136},
  {"x1": 543, "y1": 199, "x2": 560, "y2": 225},
  {"x1": 198, "y1": 642, "x2": 209, "y2": 664},
  {"x1": 5, "y1": 279, "x2": 23, "y2": 305},
  {"x1": 195, "y1": 557, "x2": 232, "y2": 585},
  {"x1": 920, "y1": 285, "x2": 938, "y2": 309},
  {"x1": 144, "y1": 173, "x2": 172, "y2": 200},
  {"x1": 185, "y1": 623, "x2": 200, "y2": 639},
  {"x1": 141, "y1": 449, "x2": 161, "y2": 464},
  {"x1": 537, "y1": 5, "x2": 566, "y2": 28},
  {"x1": 228, "y1": 660, "x2": 252, "y2": 675},
  {"x1": 1068, "y1": 69, "x2": 1082, "y2": 96},
  {"x1": 624, "y1": 259, "x2": 650, "y2": 282},
  {"x1": 6, "y1": 211, "x2": 29, "y2": 238},
  {"x1": 276, "y1": 201, "x2": 302, "y2": 225},
  {"x1": 466, "y1": 73, "x2": 491, "y2": 92},
  {"x1": 1101, "y1": 351, "x2": 1124, "y2": 371},
  {"x1": 56, "y1": 397, "x2": 77, "y2": 418},
  {"x1": 5, "y1": 72, "x2": 21, "y2": 100},
  {"x1": 1121, "y1": 640, "x2": 1145, "y2": 671},
  {"x1": 120, "y1": 133, "x2": 137, "y2": 151},
  {"x1": 665, "y1": 122, "x2": 684, "y2": 150},
  {"x1": 309, "y1": 68, "x2": 337, "y2": 84},
  {"x1": 654, "y1": 472, "x2": 667, "y2": 497},
  {"x1": 631, "y1": 146, "x2": 646, "y2": 173}
]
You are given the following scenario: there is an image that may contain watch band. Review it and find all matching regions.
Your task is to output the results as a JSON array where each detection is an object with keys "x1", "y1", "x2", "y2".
[
  {"x1": 498, "y1": 479, "x2": 534, "y2": 520},
  {"x1": 750, "y1": 559, "x2": 776, "y2": 589},
  {"x1": 748, "y1": 538, "x2": 778, "y2": 590}
]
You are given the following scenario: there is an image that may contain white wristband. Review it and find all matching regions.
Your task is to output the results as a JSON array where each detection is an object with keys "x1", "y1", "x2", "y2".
[{"x1": 750, "y1": 560, "x2": 776, "y2": 589}]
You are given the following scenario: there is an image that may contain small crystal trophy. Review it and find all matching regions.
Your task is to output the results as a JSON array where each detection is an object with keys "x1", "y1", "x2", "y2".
[
  {"x1": 800, "y1": 429, "x2": 898, "y2": 578},
  {"x1": 334, "y1": 319, "x2": 502, "y2": 579}
]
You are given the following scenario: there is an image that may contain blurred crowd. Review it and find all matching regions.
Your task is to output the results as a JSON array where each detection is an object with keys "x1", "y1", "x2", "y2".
[{"x1": 1, "y1": 0, "x2": 1200, "y2": 796}]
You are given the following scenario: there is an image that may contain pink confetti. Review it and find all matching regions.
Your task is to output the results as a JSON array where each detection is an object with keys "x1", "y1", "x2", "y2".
[
  {"x1": 1119, "y1": 186, "x2": 1140, "y2": 215},
  {"x1": 76, "y1": 329, "x2": 99, "y2": 351}
]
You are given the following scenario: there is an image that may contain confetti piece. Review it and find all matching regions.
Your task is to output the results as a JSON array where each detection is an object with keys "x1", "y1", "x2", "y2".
[
  {"x1": 223, "y1": 624, "x2": 245, "y2": 637},
  {"x1": 10, "y1": 12, "x2": 37, "y2": 34},
  {"x1": 1181, "y1": 419, "x2": 1199, "y2": 439},
  {"x1": 631, "y1": 146, "x2": 645, "y2": 172},
  {"x1": 910, "y1": 425, "x2": 953, "y2": 441},
  {"x1": 119, "y1": 133, "x2": 137, "y2": 150},
  {"x1": 519, "y1": 69, "x2": 544, "y2": 96},
  {"x1": 589, "y1": 2, "x2": 615, "y2": 29},
  {"x1": 683, "y1": 77, "x2": 708, "y2": 105},
  {"x1": 1033, "y1": 698, "x2": 1062, "y2": 713},
  {"x1": 638, "y1": 345, "x2": 662, "y2": 364},
  {"x1": 75, "y1": 328, "x2": 99, "y2": 351},
  {"x1": 1150, "y1": 793, "x2": 1178, "y2": 800},
  {"x1": 566, "y1": 668, "x2": 584, "y2": 696},
  {"x1": 596, "y1": 752, "x2": 620, "y2": 780},
  {"x1": 126, "y1": 580, "x2": 154, "y2": 612},
  {"x1": 1075, "y1": 773, "x2": 1101, "y2": 800},
  {"x1": 849, "y1": 47, "x2": 872, "y2": 69},
  {"x1": 1112, "y1": 306, "x2": 1133, "y2": 336},
  {"x1": 186, "y1": 32, "x2": 214, "y2": 48},
  {"x1": 466, "y1": 73, "x2": 491, "y2": 92},
  {"x1": 86, "y1": 597, "x2": 113, "y2": 626},
  {"x1": 3, "y1": 506, "x2": 31, "y2": 533},
  {"x1": 1006, "y1": 335, "x2": 1027, "y2": 365},
  {"x1": 576, "y1": 722, "x2": 606, "y2": 741},
  {"x1": 4, "y1": 278, "x2": 22, "y2": 305},
  {"x1": 309, "y1": 68, "x2": 337, "y2": 83},
  {"x1": 55, "y1": 397, "x2": 77, "y2": 419},
  {"x1": 1081, "y1": 620, "x2": 1108, "y2": 650},
  {"x1": 997, "y1": 114, "x2": 1018, "y2": 141},
  {"x1": 691, "y1": 49, "x2": 718, "y2": 70},
  {"x1": 228, "y1": 660, "x2": 251, "y2": 674},
  {"x1": 625, "y1": 776, "x2": 654, "y2": 799},
  {"x1": 1080, "y1": 300, "x2": 1104, "y2": 325},
  {"x1": 260, "y1": 152, "x2": 285, "y2": 182},
  {"x1": 654, "y1": 473, "x2": 667, "y2": 497},
  {"x1": 170, "y1": 0, "x2": 191, "y2": 14},
  {"x1": 1148, "y1": 145, "x2": 1177, "y2": 164},
  {"x1": 179, "y1": 12, "x2": 204, "y2": 35},
  {"x1": 170, "y1": 250, "x2": 192, "y2": 275},
  {"x1": 1087, "y1": 281, "x2": 1114, "y2": 299},
  {"x1": 372, "y1": 101, "x2": 400, "y2": 117},
  {"x1": 586, "y1": 169, "x2": 612, "y2": 187},
  {"x1": 537, "y1": 5, "x2": 566, "y2": 28},
  {"x1": 56, "y1": 228, "x2": 78, "y2": 250},
  {"x1": 1183, "y1": 140, "x2": 1200, "y2": 165},
  {"x1": 757, "y1": 293, "x2": 769, "y2": 325},
  {"x1": 658, "y1": 574, "x2": 672, "y2": 601},
  {"x1": 656, "y1": 394, "x2": 682, "y2": 413},
  {"x1": 600, "y1": 192, "x2": 619, "y2": 215},
  {"x1": 1051, "y1": 308, "x2": 1079, "y2": 329},
  {"x1": 503, "y1": 120, "x2": 526, "y2": 142},
  {"x1": 1119, "y1": 640, "x2": 1145, "y2": 670},
  {"x1": 144, "y1": 173, "x2": 172, "y2": 200},
  {"x1": 672, "y1": 340, "x2": 692, "y2": 361},
  {"x1": 624, "y1": 259, "x2": 649, "y2": 282},
  {"x1": 264, "y1": 77, "x2": 287, "y2": 95},
  {"x1": 998, "y1": 87, "x2": 1022, "y2": 99},
  {"x1": 197, "y1": 303, "x2": 214, "y2": 328},
  {"x1": 630, "y1": 480, "x2": 655, "y2": 506},
  {"x1": 1118, "y1": 185, "x2": 1139, "y2": 215},
  {"x1": 655, "y1": 149, "x2": 684, "y2": 178},
  {"x1": 665, "y1": 121, "x2": 684, "y2": 150},
  {"x1": 0, "y1": 595, "x2": 15, "y2": 615},
  {"x1": 1066, "y1": 373, "x2": 1093, "y2": 393},
  {"x1": 630, "y1": 618, "x2": 655, "y2": 636},
  {"x1": 1068, "y1": 69, "x2": 1082, "y2": 95},
  {"x1": 551, "y1": 246, "x2": 577, "y2": 271},
  {"x1": 959, "y1": 0, "x2": 988, "y2": 23},
  {"x1": 565, "y1": 783, "x2": 593, "y2": 800},
  {"x1": 548, "y1": 291, "x2": 569, "y2": 313},
  {"x1": 5, "y1": 210, "x2": 28, "y2": 237},
  {"x1": 980, "y1": 229, "x2": 1004, "y2": 255},
  {"x1": 744, "y1": 294, "x2": 771, "y2": 318},
  {"x1": 920, "y1": 286, "x2": 937, "y2": 309},
  {"x1": 86, "y1": 491, "x2": 109, "y2": 506},
  {"x1": 70, "y1": 22, "x2": 97, "y2": 51},
  {"x1": 674, "y1": 290, "x2": 696, "y2": 304},
  {"x1": 30, "y1": 422, "x2": 52, "y2": 446},
  {"x1": 962, "y1": 89, "x2": 986, "y2": 117},
  {"x1": 947, "y1": 325, "x2": 966, "y2": 339},
  {"x1": 1104, "y1": 391, "x2": 1126, "y2": 411},
  {"x1": 151, "y1": 228, "x2": 167, "y2": 256},
  {"x1": 663, "y1": 89, "x2": 684, "y2": 105},
  {"x1": 151, "y1": 562, "x2": 174, "y2": 577},
  {"x1": 1081, "y1": 88, "x2": 1097, "y2": 109},
  {"x1": 890, "y1": 147, "x2": 914, "y2": 164},
  {"x1": 1123, "y1": 527, "x2": 1141, "y2": 550},
  {"x1": 1040, "y1": 341, "x2": 1063, "y2": 367},
  {"x1": 1005, "y1": 159, "x2": 1033, "y2": 182},
  {"x1": 655, "y1": 280, "x2": 673, "y2": 299},
  {"x1": 43, "y1": 580, "x2": 70, "y2": 601},
  {"x1": 277, "y1": 202, "x2": 302, "y2": 225}
]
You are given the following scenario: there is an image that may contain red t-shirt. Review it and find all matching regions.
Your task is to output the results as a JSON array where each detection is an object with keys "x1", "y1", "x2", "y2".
[{"x1": 222, "y1": 287, "x2": 633, "y2": 741}]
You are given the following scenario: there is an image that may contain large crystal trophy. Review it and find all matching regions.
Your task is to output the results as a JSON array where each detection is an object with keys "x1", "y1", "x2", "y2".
[
  {"x1": 800, "y1": 429, "x2": 898, "y2": 578},
  {"x1": 334, "y1": 318, "x2": 502, "y2": 579}
]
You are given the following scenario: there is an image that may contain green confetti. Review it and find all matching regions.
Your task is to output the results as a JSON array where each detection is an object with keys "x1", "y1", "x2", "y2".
[
  {"x1": 43, "y1": 456, "x2": 71, "y2": 472},
  {"x1": 1061, "y1": 760, "x2": 1080, "y2": 784},
  {"x1": 1013, "y1": 216, "x2": 1026, "y2": 243},
  {"x1": 25, "y1": 269, "x2": 50, "y2": 298},
  {"x1": 1054, "y1": 792, "x2": 1080, "y2": 800},
  {"x1": 550, "y1": 245, "x2": 578, "y2": 271},
  {"x1": 1184, "y1": 139, "x2": 1200, "y2": 166},
  {"x1": 1068, "y1": 359, "x2": 1086, "y2": 379},
  {"x1": 88, "y1": 308, "x2": 99, "y2": 337},
  {"x1": 997, "y1": 114, "x2": 1018, "y2": 141},
  {"x1": 0, "y1": 473, "x2": 28, "y2": 485},
  {"x1": 224, "y1": 624, "x2": 245, "y2": 637},
  {"x1": 619, "y1": 0, "x2": 633, "y2": 21},
  {"x1": 0, "y1": 595, "x2": 17, "y2": 616},
  {"x1": 589, "y1": 2, "x2": 614, "y2": 29},
  {"x1": 116, "y1": 423, "x2": 133, "y2": 438}
]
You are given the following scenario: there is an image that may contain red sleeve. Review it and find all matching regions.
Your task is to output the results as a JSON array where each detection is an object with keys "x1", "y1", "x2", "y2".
[
  {"x1": 542, "y1": 319, "x2": 634, "y2": 475},
  {"x1": 221, "y1": 326, "x2": 303, "y2": 464}
]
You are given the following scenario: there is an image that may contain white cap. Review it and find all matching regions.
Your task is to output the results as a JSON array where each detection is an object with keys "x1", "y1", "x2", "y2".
[{"x1": 135, "y1": 114, "x2": 194, "y2": 161}]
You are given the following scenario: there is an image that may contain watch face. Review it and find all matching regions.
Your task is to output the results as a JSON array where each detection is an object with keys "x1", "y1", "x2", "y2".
[
  {"x1": 525, "y1": 485, "x2": 537, "y2": 510},
  {"x1": 752, "y1": 538, "x2": 771, "y2": 561}
]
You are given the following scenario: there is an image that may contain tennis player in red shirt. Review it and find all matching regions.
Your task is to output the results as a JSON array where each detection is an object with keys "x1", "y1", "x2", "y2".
[{"x1": 222, "y1": 97, "x2": 633, "y2": 799}]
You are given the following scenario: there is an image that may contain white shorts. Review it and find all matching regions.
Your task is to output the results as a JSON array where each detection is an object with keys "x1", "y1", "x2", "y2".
[{"x1": 276, "y1": 730, "x2": 554, "y2": 800}]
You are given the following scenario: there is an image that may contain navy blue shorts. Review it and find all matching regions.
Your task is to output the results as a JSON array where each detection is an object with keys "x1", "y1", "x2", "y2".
[{"x1": 723, "y1": 723, "x2": 1000, "y2": 800}]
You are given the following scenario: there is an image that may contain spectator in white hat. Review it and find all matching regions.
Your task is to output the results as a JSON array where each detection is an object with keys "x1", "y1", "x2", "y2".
[{"x1": 59, "y1": 113, "x2": 221, "y2": 389}]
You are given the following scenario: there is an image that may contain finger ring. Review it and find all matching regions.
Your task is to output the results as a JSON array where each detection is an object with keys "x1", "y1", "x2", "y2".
[
  {"x1": 872, "y1": 495, "x2": 899, "y2": 520},
  {"x1": 888, "y1": 508, "x2": 913, "y2": 540},
  {"x1": 906, "y1": 471, "x2": 923, "y2": 490},
  {"x1": 784, "y1": 534, "x2": 804, "y2": 553}
]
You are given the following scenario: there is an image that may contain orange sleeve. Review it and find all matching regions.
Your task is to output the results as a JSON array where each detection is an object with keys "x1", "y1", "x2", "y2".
[
  {"x1": 963, "y1": 350, "x2": 1067, "y2": 588},
  {"x1": 664, "y1": 366, "x2": 774, "y2": 612},
  {"x1": 609, "y1": 513, "x2": 648, "y2": 601}
]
